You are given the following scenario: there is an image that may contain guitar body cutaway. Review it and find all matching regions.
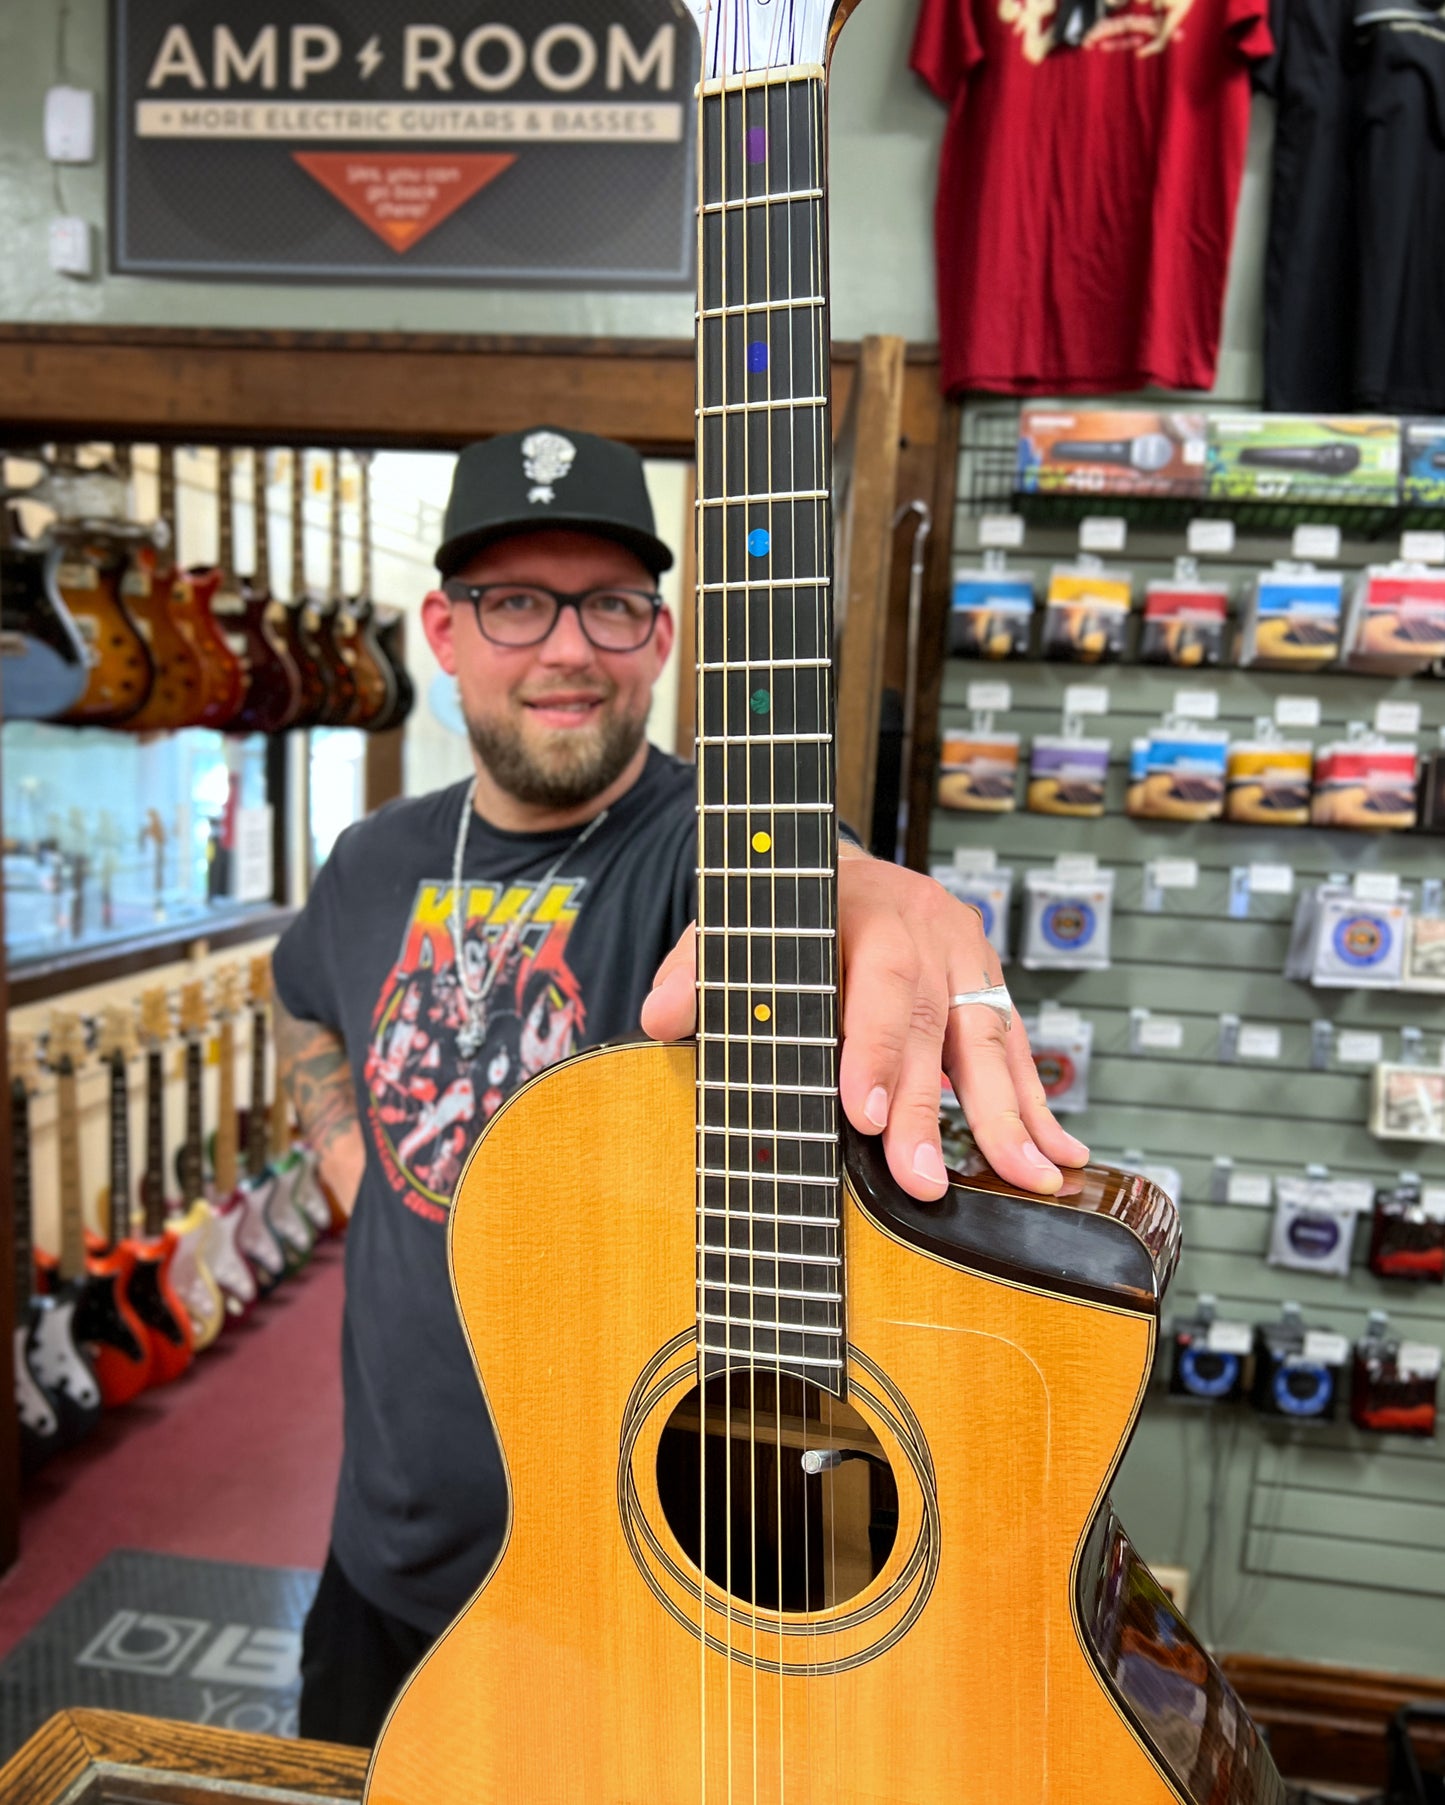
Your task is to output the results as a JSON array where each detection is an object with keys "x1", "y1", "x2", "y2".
[{"x1": 366, "y1": 1043, "x2": 1281, "y2": 1805}]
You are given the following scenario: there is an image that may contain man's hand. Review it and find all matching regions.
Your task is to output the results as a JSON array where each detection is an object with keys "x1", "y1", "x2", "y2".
[
  {"x1": 273, "y1": 984, "x2": 366, "y2": 1219},
  {"x1": 639, "y1": 850, "x2": 1088, "y2": 1203}
]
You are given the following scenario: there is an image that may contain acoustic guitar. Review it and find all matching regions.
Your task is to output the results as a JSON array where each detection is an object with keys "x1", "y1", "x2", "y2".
[
  {"x1": 9, "y1": 1033, "x2": 93, "y2": 1473},
  {"x1": 91, "y1": 1005, "x2": 193, "y2": 1386},
  {"x1": 36, "y1": 1013, "x2": 151, "y2": 1409},
  {"x1": 139, "y1": 986, "x2": 225, "y2": 1353},
  {"x1": 244, "y1": 956, "x2": 315, "y2": 1270},
  {"x1": 224, "y1": 447, "x2": 303, "y2": 734},
  {"x1": 334, "y1": 449, "x2": 393, "y2": 728},
  {"x1": 174, "y1": 979, "x2": 258, "y2": 1323},
  {"x1": 0, "y1": 513, "x2": 89, "y2": 722},
  {"x1": 110, "y1": 444, "x2": 208, "y2": 734},
  {"x1": 293, "y1": 448, "x2": 358, "y2": 727},
  {"x1": 162, "y1": 444, "x2": 248, "y2": 730},
  {"x1": 366, "y1": 9, "x2": 1286, "y2": 1804},
  {"x1": 212, "y1": 964, "x2": 287, "y2": 1294}
]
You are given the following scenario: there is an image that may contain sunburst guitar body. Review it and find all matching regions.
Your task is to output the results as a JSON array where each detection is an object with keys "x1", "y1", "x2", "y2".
[{"x1": 368, "y1": 5, "x2": 1284, "y2": 1802}]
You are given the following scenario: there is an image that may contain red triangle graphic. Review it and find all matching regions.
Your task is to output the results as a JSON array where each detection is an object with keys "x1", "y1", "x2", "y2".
[{"x1": 293, "y1": 152, "x2": 515, "y2": 253}]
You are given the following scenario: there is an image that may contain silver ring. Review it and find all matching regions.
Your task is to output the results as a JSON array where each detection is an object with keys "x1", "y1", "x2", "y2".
[{"x1": 947, "y1": 983, "x2": 1013, "y2": 1028}]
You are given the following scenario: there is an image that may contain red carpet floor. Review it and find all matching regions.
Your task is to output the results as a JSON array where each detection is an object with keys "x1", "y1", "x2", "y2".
[{"x1": 0, "y1": 1237, "x2": 345, "y2": 1659}]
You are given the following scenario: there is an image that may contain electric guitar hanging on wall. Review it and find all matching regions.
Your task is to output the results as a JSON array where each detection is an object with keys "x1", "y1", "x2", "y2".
[
  {"x1": 244, "y1": 957, "x2": 314, "y2": 1270},
  {"x1": 366, "y1": 6, "x2": 1285, "y2": 1804},
  {"x1": 175, "y1": 979, "x2": 258, "y2": 1322},
  {"x1": 212, "y1": 963, "x2": 286, "y2": 1293}
]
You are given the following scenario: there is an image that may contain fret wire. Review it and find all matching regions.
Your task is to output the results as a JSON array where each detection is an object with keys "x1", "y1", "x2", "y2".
[
  {"x1": 699, "y1": 801, "x2": 833, "y2": 813},
  {"x1": 699, "y1": 1245, "x2": 843, "y2": 1267},
  {"x1": 699, "y1": 1038, "x2": 836, "y2": 1053},
  {"x1": 697, "y1": 731, "x2": 832, "y2": 745},
  {"x1": 705, "y1": 1282, "x2": 843, "y2": 1304},
  {"x1": 697, "y1": 980, "x2": 835, "y2": 994},
  {"x1": 698, "y1": 397, "x2": 828, "y2": 416},
  {"x1": 700, "y1": 1341, "x2": 845, "y2": 1371},
  {"x1": 697, "y1": 1312, "x2": 840, "y2": 1335},
  {"x1": 700, "y1": 1168, "x2": 838, "y2": 1186},
  {"x1": 698, "y1": 926, "x2": 836, "y2": 938},
  {"x1": 698, "y1": 863, "x2": 832, "y2": 875},
  {"x1": 697, "y1": 295, "x2": 826, "y2": 318},
  {"x1": 704, "y1": 1127, "x2": 838, "y2": 1144},
  {"x1": 702, "y1": 1208, "x2": 838, "y2": 1228},
  {"x1": 696, "y1": 1083, "x2": 837, "y2": 1098},
  {"x1": 700, "y1": 188, "x2": 824, "y2": 214},
  {"x1": 700, "y1": 576, "x2": 828, "y2": 591},
  {"x1": 696, "y1": 494, "x2": 829, "y2": 508},
  {"x1": 698, "y1": 661, "x2": 830, "y2": 675}
]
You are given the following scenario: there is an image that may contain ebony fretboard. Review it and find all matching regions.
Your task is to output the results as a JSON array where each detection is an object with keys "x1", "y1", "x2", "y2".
[
  {"x1": 694, "y1": 69, "x2": 843, "y2": 1397},
  {"x1": 142, "y1": 1047, "x2": 167, "y2": 1234},
  {"x1": 12, "y1": 1079, "x2": 32, "y2": 1304}
]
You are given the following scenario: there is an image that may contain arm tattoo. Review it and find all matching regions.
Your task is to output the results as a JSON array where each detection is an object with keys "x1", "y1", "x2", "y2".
[{"x1": 273, "y1": 989, "x2": 360, "y2": 1160}]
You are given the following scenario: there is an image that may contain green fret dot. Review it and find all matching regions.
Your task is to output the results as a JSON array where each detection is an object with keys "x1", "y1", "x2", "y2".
[{"x1": 750, "y1": 689, "x2": 770, "y2": 715}]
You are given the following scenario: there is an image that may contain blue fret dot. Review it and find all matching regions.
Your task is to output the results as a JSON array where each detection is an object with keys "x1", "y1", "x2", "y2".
[
  {"x1": 747, "y1": 528, "x2": 770, "y2": 558},
  {"x1": 750, "y1": 689, "x2": 770, "y2": 714},
  {"x1": 747, "y1": 340, "x2": 769, "y2": 374}
]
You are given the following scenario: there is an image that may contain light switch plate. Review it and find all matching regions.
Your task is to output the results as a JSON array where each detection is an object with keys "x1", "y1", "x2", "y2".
[
  {"x1": 44, "y1": 86, "x2": 96, "y2": 164},
  {"x1": 48, "y1": 216, "x2": 94, "y2": 277}
]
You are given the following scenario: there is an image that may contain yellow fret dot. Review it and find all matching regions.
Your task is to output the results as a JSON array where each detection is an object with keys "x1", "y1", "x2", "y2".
[
  {"x1": 754, "y1": 1003, "x2": 772, "y2": 1022},
  {"x1": 752, "y1": 831, "x2": 772, "y2": 853}
]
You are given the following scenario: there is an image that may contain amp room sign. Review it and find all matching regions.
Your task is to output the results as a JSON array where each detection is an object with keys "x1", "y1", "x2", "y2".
[{"x1": 109, "y1": 1, "x2": 699, "y2": 285}]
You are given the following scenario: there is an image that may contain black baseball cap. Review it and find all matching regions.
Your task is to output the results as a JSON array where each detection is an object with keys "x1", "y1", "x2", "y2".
[{"x1": 435, "y1": 427, "x2": 674, "y2": 580}]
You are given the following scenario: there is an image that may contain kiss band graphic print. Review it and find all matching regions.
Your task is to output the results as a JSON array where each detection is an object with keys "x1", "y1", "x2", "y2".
[{"x1": 363, "y1": 872, "x2": 590, "y2": 1221}]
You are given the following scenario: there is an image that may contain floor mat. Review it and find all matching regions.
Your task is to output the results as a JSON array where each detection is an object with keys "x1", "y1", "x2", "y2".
[{"x1": 0, "y1": 1547, "x2": 318, "y2": 1760}]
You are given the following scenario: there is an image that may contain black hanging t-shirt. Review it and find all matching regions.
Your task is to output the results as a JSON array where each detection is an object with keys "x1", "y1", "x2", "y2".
[{"x1": 272, "y1": 750, "x2": 696, "y2": 1633}]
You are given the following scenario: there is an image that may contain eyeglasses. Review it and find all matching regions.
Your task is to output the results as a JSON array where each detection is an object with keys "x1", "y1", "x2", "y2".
[{"x1": 442, "y1": 580, "x2": 663, "y2": 651}]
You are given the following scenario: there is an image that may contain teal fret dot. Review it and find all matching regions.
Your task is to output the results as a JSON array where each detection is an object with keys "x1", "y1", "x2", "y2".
[
  {"x1": 750, "y1": 689, "x2": 770, "y2": 714},
  {"x1": 747, "y1": 528, "x2": 770, "y2": 557}
]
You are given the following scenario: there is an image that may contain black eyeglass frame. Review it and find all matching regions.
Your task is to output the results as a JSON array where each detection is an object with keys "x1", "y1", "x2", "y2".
[{"x1": 441, "y1": 579, "x2": 665, "y2": 651}]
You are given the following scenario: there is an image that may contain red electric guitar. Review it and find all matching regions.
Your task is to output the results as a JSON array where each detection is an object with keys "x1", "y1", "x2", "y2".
[{"x1": 165, "y1": 444, "x2": 248, "y2": 730}]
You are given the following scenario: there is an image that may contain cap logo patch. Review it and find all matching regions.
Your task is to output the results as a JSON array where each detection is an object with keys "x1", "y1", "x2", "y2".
[{"x1": 522, "y1": 431, "x2": 577, "y2": 505}]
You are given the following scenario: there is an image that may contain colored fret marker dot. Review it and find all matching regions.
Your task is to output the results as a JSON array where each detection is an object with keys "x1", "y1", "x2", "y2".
[
  {"x1": 748, "y1": 528, "x2": 770, "y2": 558},
  {"x1": 752, "y1": 830, "x2": 772, "y2": 853},
  {"x1": 747, "y1": 340, "x2": 769, "y2": 373},
  {"x1": 746, "y1": 127, "x2": 768, "y2": 164},
  {"x1": 754, "y1": 1003, "x2": 772, "y2": 1023},
  {"x1": 750, "y1": 689, "x2": 770, "y2": 714}
]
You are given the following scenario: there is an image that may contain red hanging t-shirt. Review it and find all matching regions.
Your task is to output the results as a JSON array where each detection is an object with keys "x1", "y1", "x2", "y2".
[{"x1": 910, "y1": 0, "x2": 1272, "y2": 396}]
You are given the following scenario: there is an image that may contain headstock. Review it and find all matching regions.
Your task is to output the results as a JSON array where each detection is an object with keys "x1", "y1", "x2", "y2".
[
  {"x1": 248, "y1": 955, "x2": 272, "y2": 1008},
  {"x1": 178, "y1": 979, "x2": 209, "y2": 1039},
  {"x1": 96, "y1": 1002, "x2": 140, "y2": 1064},
  {"x1": 10, "y1": 1031, "x2": 40, "y2": 1097},
  {"x1": 677, "y1": 0, "x2": 859, "y2": 77},
  {"x1": 138, "y1": 985, "x2": 173, "y2": 1047},
  {"x1": 47, "y1": 1010, "x2": 86, "y2": 1075},
  {"x1": 214, "y1": 963, "x2": 243, "y2": 1021}
]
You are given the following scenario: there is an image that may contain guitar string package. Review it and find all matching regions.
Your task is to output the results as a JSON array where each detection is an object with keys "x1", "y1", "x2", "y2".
[
  {"x1": 1404, "y1": 916, "x2": 1445, "y2": 991},
  {"x1": 1236, "y1": 567, "x2": 1344, "y2": 670},
  {"x1": 1311, "y1": 740, "x2": 1418, "y2": 831},
  {"x1": 1020, "y1": 868, "x2": 1115, "y2": 971},
  {"x1": 1267, "y1": 1175, "x2": 1371, "y2": 1278},
  {"x1": 1371, "y1": 1064, "x2": 1445, "y2": 1143},
  {"x1": 1309, "y1": 889, "x2": 1410, "y2": 988},
  {"x1": 1251, "y1": 1316, "x2": 1347, "y2": 1422},
  {"x1": 1343, "y1": 565, "x2": 1445, "y2": 674},
  {"x1": 930, "y1": 861, "x2": 1014, "y2": 961},
  {"x1": 1225, "y1": 733, "x2": 1313, "y2": 827},
  {"x1": 950, "y1": 565, "x2": 1035, "y2": 659},
  {"x1": 1169, "y1": 1309, "x2": 1252, "y2": 1404},
  {"x1": 1140, "y1": 579, "x2": 1231, "y2": 667},
  {"x1": 1351, "y1": 1326, "x2": 1441, "y2": 1437},
  {"x1": 935, "y1": 730, "x2": 1020, "y2": 813},
  {"x1": 1026, "y1": 735, "x2": 1111, "y2": 818},
  {"x1": 1368, "y1": 1178, "x2": 1445, "y2": 1283},
  {"x1": 1041, "y1": 564, "x2": 1131, "y2": 663},
  {"x1": 1021, "y1": 1011, "x2": 1094, "y2": 1113},
  {"x1": 1127, "y1": 726, "x2": 1229, "y2": 822}
]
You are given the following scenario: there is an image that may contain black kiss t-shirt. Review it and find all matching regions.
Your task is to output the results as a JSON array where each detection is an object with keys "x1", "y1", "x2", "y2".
[{"x1": 272, "y1": 749, "x2": 696, "y2": 1633}]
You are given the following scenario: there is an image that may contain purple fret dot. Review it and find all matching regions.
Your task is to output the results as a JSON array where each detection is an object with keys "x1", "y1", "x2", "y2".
[
  {"x1": 747, "y1": 340, "x2": 768, "y2": 374},
  {"x1": 746, "y1": 127, "x2": 768, "y2": 165}
]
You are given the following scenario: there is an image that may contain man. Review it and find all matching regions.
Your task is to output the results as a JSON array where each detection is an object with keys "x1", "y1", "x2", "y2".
[{"x1": 273, "y1": 427, "x2": 1087, "y2": 1748}]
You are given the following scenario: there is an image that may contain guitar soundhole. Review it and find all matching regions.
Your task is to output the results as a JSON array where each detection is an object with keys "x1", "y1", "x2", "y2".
[{"x1": 655, "y1": 1370, "x2": 898, "y2": 1613}]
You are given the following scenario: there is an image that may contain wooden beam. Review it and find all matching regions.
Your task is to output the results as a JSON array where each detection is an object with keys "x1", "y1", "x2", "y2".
[{"x1": 902, "y1": 390, "x2": 961, "y2": 873}]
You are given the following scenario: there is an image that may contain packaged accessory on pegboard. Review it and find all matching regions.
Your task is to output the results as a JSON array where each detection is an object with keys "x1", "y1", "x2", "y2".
[
  {"x1": 1225, "y1": 727, "x2": 1313, "y2": 827},
  {"x1": 950, "y1": 559, "x2": 1036, "y2": 659},
  {"x1": 1127, "y1": 724, "x2": 1229, "y2": 822},
  {"x1": 1371, "y1": 1064, "x2": 1445, "y2": 1143},
  {"x1": 1251, "y1": 1310, "x2": 1348, "y2": 1422},
  {"x1": 1021, "y1": 1008, "x2": 1093, "y2": 1113},
  {"x1": 1311, "y1": 889, "x2": 1410, "y2": 988},
  {"x1": 1020, "y1": 868, "x2": 1115, "y2": 971},
  {"x1": 1368, "y1": 1176, "x2": 1445, "y2": 1283},
  {"x1": 1140, "y1": 572, "x2": 1231, "y2": 668},
  {"x1": 1169, "y1": 1302, "x2": 1252, "y2": 1405},
  {"x1": 1268, "y1": 1174, "x2": 1371, "y2": 1278},
  {"x1": 1041, "y1": 561, "x2": 1132, "y2": 664},
  {"x1": 1026, "y1": 735, "x2": 1111, "y2": 818},
  {"x1": 1403, "y1": 914, "x2": 1445, "y2": 991},
  {"x1": 1343, "y1": 564, "x2": 1445, "y2": 675},
  {"x1": 1311, "y1": 736, "x2": 1419, "y2": 832},
  {"x1": 1237, "y1": 566, "x2": 1344, "y2": 670},
  {"x1": 936, "y1": 729, "x2": 1020, "y2": 813},
  {"x1": 1351, "y1": 1313, "x2": 1441, "y2": 1437},
  {"x1": 931, "y1": 859, "x2": 1014, "y2": 962}
]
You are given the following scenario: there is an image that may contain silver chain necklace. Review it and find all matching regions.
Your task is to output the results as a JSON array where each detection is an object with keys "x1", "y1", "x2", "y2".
[{"x1": 449, "y1": 777, "x2": 610, "y2": 1060}]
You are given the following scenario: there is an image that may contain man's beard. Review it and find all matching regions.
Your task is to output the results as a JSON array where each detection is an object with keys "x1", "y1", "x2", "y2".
[{"x1": 464, "y1": 701, "x2": 648, "y2": 810}]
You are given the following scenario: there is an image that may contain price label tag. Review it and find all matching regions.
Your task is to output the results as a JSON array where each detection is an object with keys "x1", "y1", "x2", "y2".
[
  {"x1": 1421, "y1": 1187, "x2": 1445, "y2": 1222},
  {"x1": 1037, "y1": 1006, "x2": 1083, "y2": 1040},
  {"x1": 1374, "y1": 699, "x2": 1422, "y2": 736},
  {"x1": 967, "y1": 680, "x2": 1012, "y2": 714},
  {"x1": 1187, "y1": 518, "x2": 1236, "y2": 556},
  {"x1": 1336, "y1": 1030, "x2": 1384, "y2": 1066},
  {"x1": 1137, "y1": 1016, "x2": 1185, "y2": 1050},
  {"x1": 1292, "y1": 524, "x2": 1342, "y2": 562},
  {"x1": 952, "y1": 847, "x2": 998, "y2": 875},
  {"x1": 1249, "y1": 862, "x2": 1294, "y2": 896},
  {"x1": 1150, "y1": 858, "x2": 1199, "y2": 891},
  {"x1": 1226, "y1": 1171, "x2": 1274, "y2": 1208},
  {"x1": 1274, "y1": 694, "x2": 1322, "y2": 729},
  {"x1": 1207, "y1": 1321, "x2": 1254, "y2": 1355},
  {"x1": 1326, "y1": 1179, "x2": 1375, "y2": 1215},
  {"x1": 1063, "y1": 684, "x2": 1110, "y2": 717},
  {"x1": 978, "y1": 513, "x2": 1026, "y2": 550},
  {"x1": 1174, "y1": 690, "x2": 1220, "y2": 721},
  {"x1": 1053, "y1": 853, "x2": 1099, "y2": 880},
  {"x1": 1238, "y1": 1024, "x2": 1282, "y2": 1061},
  {"x1": 1398, "y1": 1342, "x2": 1444, "y2": 1380},
  {"x1": 1302, "y1": 1331, "x2": 1350, "y2": 1367},
  {"x1": 1353, "y1": 870, "x2": 1401, "y2": 904},
  {"x1": 1401, "y1": 530, "x2": 1445, "y2": 566},
  {"x1": 1080, "y1": 516, "x2": 1128, "y2": 553}
]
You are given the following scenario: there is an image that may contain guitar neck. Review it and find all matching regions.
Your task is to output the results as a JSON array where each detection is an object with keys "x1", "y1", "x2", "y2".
[
  {"x1": 248, "y1": 1006, "x2": 269, "y2": 1179},
  {"x1": 11, "y1": 1080, "x2": 33, "y2": 1303},
  {"x1": 215, "y1": 1019, "x2": 238, "y2": 1195},
  {"x1": 55, "y1": 1062, "x2": 87, "y2": 1281},
  {"x1": 180, "y1": 1038, "x2": 205, "y2": 1200},
  {"x1": 158, "y1": 444, "x2": 177, "y2": 551},
  {"x1": 253, "y1": 448, "x2": 271, "y2": 592},
  {"x1": 291, "y1": 450, "x2": 306, "y2": 601},
  {"x1": 107, "y1": 1051, "x2": 131, "y2": 1246},
  {"x1": 142, "y1": 1046, "x2": 167, "y2": 1234},
  {"x1": 358, "y1": 452, "x2": 372, "y2": 598},
  {"x1": 329, "y1": 451, "x2": 343, "y2": 604},
  {"x1": 217, "y1": 447, "x2": 235, "y2": 580},
  {"x1": 693, "y1": 68, "x2": 843, "y2": 1397},
  {"x1": 270, "y1": 1047, "x2": 291, "y2": 1159}
]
